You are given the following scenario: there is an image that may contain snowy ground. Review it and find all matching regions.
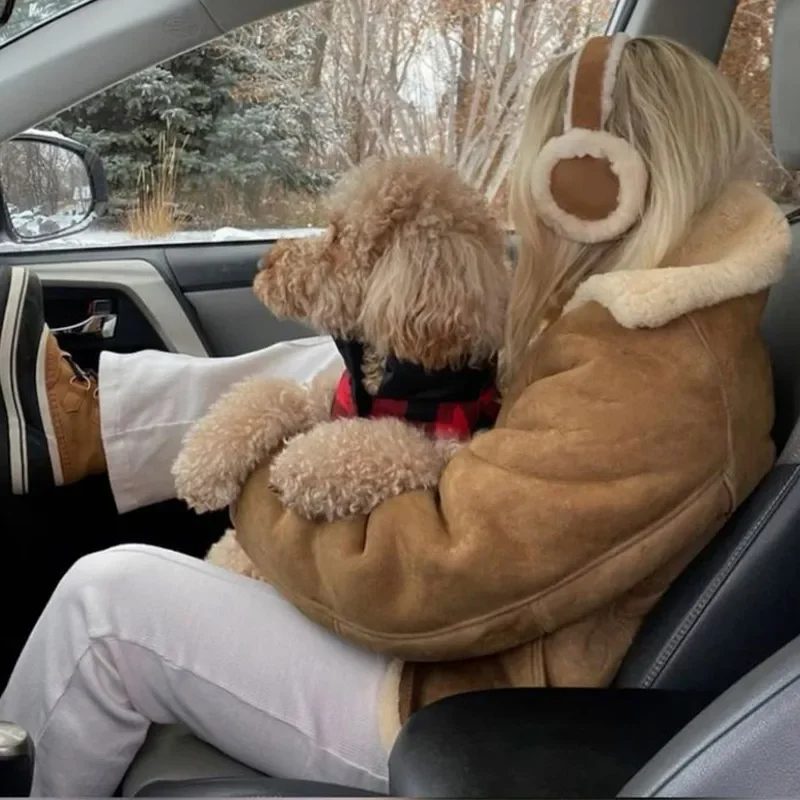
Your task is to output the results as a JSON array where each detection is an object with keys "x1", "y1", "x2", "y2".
[
  {"x1": 0, "y1": 224, "x2": 323, "y2": 252},
  {"x1": 3, "y1": 204, "x2": 796, "y2": 254}
]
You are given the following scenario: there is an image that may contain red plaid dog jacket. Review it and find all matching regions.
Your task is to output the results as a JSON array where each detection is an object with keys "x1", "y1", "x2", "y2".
[{"x1": 330, "y1": 339, "x2": 500, "y2": 440}]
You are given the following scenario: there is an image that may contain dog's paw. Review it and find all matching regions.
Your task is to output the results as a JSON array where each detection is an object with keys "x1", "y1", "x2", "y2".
[
  {"x1": 173, "y1": 377, "x2": 314, "y2": 513},
  {"x1": 307, "y1": 369, "x2": 341, "y2": 424},
  {"x1": 269, "y1": 417, "x2": 453, "y2": 521},
  {"x1": 206, "y1": 529, "x2": 264, "y2": 581}
]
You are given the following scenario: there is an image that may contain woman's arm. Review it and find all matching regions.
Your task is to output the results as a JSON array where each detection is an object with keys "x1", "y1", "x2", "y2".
[{"x1": 233, "y1": 310, "x2": 730, "y2": 661}]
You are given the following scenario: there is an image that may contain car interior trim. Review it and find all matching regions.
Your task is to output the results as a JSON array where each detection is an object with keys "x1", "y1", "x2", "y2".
[{"x1": 25, "y1": 260, "x2": 208, "y2": 357}]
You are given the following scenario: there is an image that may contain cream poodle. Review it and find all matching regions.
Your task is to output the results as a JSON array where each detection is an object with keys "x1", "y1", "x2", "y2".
[{"x1": 172, "y1": 155, "x2": 509, "y2": 578}]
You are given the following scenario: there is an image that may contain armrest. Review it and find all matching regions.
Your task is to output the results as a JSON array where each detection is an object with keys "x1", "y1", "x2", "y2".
[{"x1": 388, "y1": 688, "x2": 713, "y2": 799}]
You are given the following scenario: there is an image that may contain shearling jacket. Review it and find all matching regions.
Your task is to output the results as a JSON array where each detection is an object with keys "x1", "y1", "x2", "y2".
[{"x1": 232, "y1": 182, "x2": 791, "y2": 748}]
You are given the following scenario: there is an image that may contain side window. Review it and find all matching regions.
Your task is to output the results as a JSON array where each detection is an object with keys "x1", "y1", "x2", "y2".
[
  {"x1": 20, "y1": 0, "x2": 616, "y2": 249},
  {"x1": 718, "y1": 0, "x2": 797, "y2": 203}
]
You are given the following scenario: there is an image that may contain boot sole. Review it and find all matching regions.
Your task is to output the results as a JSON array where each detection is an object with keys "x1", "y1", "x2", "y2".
[{"x1": 0, "y1": 268, "x2": 59, "y2": 495}]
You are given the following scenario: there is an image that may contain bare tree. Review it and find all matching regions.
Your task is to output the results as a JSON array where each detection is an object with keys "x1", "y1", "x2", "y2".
[
  {"x1": 717, "y1": 0, "x2": 799, "y2": 200},
  {"x1": 718, "y1": 0, "x2": 774, "y2": 141},
  {"x1": 210, "y1": 0, "x2": 615, "y2": 205},
  {"x1": 306, "y1": 0, "x2": 613, "y2": 200}
]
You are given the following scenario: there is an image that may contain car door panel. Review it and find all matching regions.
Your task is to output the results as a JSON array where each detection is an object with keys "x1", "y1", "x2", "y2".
[
  {"x1": 33, "y1": 259, "x2": 208, "y2": 355},
  {"x1": 163, "y1": 241, "x2": 316, "y2": 356},
  {"x1": 44, "y1": 284, "x2": 168, "y2": 371},
  {"x1": 0, "y1": 241, "x2": 315, "y2": 362},
  {"x1": 164, "y1": 241, "x2": 267, "y2": 291},
  {"x1": 0, "y1": 248, "x2": 205, "y2": 360},
  {"x1": 185, "y1": 287, "x2": 314, "y2": 357}
]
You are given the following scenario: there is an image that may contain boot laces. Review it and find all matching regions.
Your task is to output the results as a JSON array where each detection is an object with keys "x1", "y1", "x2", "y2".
[{"x1": 64, "y1": 354, "x2": 99, "y2": 399}]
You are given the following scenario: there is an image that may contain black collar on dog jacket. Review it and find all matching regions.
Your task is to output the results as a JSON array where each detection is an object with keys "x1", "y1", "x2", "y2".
[{"x1": 331, "y1": 338, "x2": 500, "y2": 440}]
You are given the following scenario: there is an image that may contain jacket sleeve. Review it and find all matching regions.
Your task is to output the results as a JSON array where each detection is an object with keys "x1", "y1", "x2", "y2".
[{"x1": 232, "y1": 310, "x2": 731, "y2": 661}]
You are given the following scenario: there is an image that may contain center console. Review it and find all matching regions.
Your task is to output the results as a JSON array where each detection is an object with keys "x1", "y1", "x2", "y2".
[{"x1": 388, "y1": 688, "x2": 713, "y2": 798}]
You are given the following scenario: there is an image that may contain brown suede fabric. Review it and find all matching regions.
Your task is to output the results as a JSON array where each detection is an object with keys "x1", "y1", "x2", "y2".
[
  {"x1": 45, "y1": 335, "x2": 105, "y2": 484},
  {"x1": 231, "y1": 183, "x2": 790, "y2": 744},
  {"x1": 544, "y1": 35, "x2": 638, "y2": 231},
  {"x1": 570, "y1": 35, "x2": 612, "y2": 130},
  {"x1": 550, "y1": 155, "x2": 621, "y2": 221}
]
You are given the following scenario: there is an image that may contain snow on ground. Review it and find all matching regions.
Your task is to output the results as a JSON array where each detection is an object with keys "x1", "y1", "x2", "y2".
[{"x1": 0, "y1": 225, "x2": 324, "y2": 252}]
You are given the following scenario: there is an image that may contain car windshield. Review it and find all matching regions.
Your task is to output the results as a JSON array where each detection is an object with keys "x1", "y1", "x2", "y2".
[{"x1": 0, "y1": 0, "x2": 92, "y2": 46}]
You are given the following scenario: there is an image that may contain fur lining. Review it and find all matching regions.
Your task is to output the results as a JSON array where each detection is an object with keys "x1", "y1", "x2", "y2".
[
  {"x1": 530, "y1": 128, "x2": 648, "y2": 243},
  {"x1": 378, "y1": 660, "x2": 404, "y2": 752},
  {"x1": 600, "y1": 34, "x2": 630, "y2": 126},
  {"x1": 564, "y1": 42, "x2": 583, "y2": 131},
  {"x1": 563, "y1": 183, "x2": 792, "y2": 328}
]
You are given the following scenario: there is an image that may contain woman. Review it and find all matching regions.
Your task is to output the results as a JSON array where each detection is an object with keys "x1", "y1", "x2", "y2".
[{"x1": 0, "y1": 35, "x2": 790, "y2": 797}]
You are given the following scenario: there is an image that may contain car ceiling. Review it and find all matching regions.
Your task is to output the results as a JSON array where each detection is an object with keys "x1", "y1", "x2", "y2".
[{"x1": 0, "y1": 0, "x2": 315, "y2": 145}]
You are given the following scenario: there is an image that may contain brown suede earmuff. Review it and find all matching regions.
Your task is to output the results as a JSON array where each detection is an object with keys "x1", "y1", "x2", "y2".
[{"x1": 531, "y1": 35, "x2": 649, "y2": 244}]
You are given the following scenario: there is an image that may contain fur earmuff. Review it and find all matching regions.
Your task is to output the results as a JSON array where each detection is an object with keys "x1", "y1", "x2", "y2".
[
  {"x1": 531, "y1": 128, "x2": 648, "y2": 244},
  {"x1": 531, "y1": 34, "x2": 648, "y2": 244}
]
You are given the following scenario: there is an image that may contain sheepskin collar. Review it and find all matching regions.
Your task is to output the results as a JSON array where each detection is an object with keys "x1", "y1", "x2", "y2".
[{"x1": 563, "y1": 182, "x2": 792, "y2": 328}]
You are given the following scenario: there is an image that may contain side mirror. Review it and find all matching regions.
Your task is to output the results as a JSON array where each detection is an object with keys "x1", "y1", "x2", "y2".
[
  {"x1": 0, "y1": 0, "x2": 17, "y2": 26},
  {"x1": 0, "y1": 130, "x2": 109, "y2": 244}
]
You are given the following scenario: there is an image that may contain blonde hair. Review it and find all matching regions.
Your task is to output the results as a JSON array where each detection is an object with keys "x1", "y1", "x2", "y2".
[{"x1": 506, "y1": 36, "x2": 763, "y2": 381}]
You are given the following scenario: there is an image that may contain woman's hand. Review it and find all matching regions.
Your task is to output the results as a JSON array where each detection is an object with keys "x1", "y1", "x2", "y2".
[{"x1": 269, "y1": 417, "x2": 463, "y2": 521}]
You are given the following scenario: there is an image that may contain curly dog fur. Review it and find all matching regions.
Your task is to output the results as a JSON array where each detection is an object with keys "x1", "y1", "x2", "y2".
[
  {"x1": 254, "y1": 155, "x2": 509, "y2": 381},
  {"x1": 174, "y1": 155, "x2": 508, "y2": 578},
  {"x1": 173, "y1": 369, "x2": 342, "y2": 515},
  {"x1": 270, "y1": 417, "x2": 464, "y2": 521},
  {"x1": 207, "y1": 529, "x2": 263, "y2": 580},
  {"x1": 172, "y1": 377, "x2": 315, "y2": 513}
]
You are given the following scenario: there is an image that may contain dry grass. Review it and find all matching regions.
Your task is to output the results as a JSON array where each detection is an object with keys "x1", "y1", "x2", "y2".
[
  {"x1": 126, "y1": 133, "x2": 185, "y2": 239},
  {"x1": 179, "y1": 183, "x2": 329, "y2": 230}
]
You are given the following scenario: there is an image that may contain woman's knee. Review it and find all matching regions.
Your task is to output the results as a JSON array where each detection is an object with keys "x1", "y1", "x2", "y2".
[{"x1": 55, "y1": 544, "x2": 184, "y2": 604}]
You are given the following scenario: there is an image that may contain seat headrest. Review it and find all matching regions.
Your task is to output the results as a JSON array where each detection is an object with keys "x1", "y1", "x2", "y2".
[{"x1": 773, "y1": 0, "x2": 800, "y2": 170}]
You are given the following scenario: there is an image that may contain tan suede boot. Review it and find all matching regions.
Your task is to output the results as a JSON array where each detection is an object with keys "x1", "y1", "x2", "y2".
[
  {"x1": 43, "y1": 335, "x2": 106, "y2": 487},
  {"x1": 1, "y1": 267, "x2": 105, "y2": 494}
]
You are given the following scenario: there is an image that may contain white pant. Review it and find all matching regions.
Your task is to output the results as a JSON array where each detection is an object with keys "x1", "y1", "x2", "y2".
[
  {"x1": 98, "y1": 336, "x2": 342, "y2": 513},
  {"x1": 0, "y1": 339, "x2": 391, "y2": 796},
  {"x1": 0, "y1": 544, "x2": 390, "y2": 797}
]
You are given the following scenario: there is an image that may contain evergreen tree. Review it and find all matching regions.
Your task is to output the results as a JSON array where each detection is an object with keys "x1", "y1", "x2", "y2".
[
  {"x1": 48, "y1": 45, "x2": 259, "y2": 194},
  {"x1": 48, "y1": 41, "x2": 330, "y2": 196},
  {"x1": 1, "y1": 4, "x2": 335, "y2": 224}
]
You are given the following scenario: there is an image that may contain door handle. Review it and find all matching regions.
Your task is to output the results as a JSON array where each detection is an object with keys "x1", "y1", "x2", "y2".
[{"x1": 52, "y1": 299, "x2": 117, "y2": 339}]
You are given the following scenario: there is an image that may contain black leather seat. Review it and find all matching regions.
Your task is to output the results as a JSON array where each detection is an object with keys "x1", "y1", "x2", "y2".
[
  {"x1": 615, "y1": 631, "x2": 800, "y2": 797},
  {"x1": 121, "y1": 7, "x2": 800, "y2": 795},
  {"x1": 610, "y1": 215, "x2": 800, "y2": 694}
]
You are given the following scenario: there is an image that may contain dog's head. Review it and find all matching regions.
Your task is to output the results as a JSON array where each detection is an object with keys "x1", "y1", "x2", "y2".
[{"x1": 254, "y1": 155, "x2": 509, "y2": 370}]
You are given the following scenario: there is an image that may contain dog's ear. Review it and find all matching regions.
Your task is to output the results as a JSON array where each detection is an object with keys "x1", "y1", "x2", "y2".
[{"x1": 360, "y1": 228, "x2": 508, "y2": 370}]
